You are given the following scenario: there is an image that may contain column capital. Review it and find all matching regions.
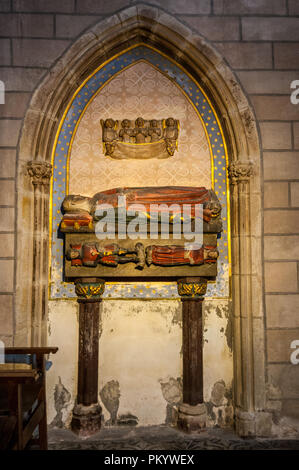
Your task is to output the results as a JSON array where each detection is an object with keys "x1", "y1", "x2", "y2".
[
  {"x1": 228, "y1": 160, "x2": 253, "y2": 185},
  {"x1": 75, "y1": 278, "x2": 105, "y2": 302},
  {"x1": 177, "y1": 277, "x2": 207, "y2": 299},
  {"x1": 27, "y1": 160, "x2": 52, "y2": 186}
]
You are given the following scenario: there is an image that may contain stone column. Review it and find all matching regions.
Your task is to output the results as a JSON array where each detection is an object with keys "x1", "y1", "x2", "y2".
[
  {"x1": 71, "y1": 278, "x2": 105, "y2": 437},
  {"x1": 228, "y1": 161, "x2": 271, "y2": 437},
  {"x1": 176, "y1": 277, "x2": 207, "y2": 433},
  {"x1": 27, "y1": 161, "x2": 52, "y2": 346}
]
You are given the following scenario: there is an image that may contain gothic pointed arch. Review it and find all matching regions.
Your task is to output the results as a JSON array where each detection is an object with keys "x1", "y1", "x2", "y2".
[{"x1": 16, "y1": 4, "x2": 267, "y2": 436}]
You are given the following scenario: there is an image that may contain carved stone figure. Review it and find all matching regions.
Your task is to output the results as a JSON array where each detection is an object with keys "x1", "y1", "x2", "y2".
[
  {"x1": 119, "y1": 119, "x2": 133, "y2": 143},
  {"x1": 146, "y1": 244, "x2": 218, "y2": 267},
  {"x1": 164, "y1": 117, "x2": 179, "y2": 156},
  {"x1": 132, "y1": 117, "x2": 148, "y2": 143},
  {"x1": 101, "y1": 118, "x2": 118, "y2": 156},
  {"x1": 100, "y1": 117, "x2": 179, "y2": 159},
  {"x1": 148, "y1": 119, "x2": 162, "y2": 142},
  {"x1": 67, "y1": 242, "x2": 146, "y2": 269},
  {"x1": 61, "y1": 186, "x2": 222, "y2": 232},
  {"x1": 66, "y1": 242, "x2": 218, "y2": 270}
]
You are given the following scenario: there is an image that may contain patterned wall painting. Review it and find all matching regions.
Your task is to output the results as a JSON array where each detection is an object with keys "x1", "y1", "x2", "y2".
[
  {"x1": 70, "y1": 61, "x2": 211, "y2": 194},
  {"x1": 50, "y1": 45, "x2": 230, "y2": 300}
]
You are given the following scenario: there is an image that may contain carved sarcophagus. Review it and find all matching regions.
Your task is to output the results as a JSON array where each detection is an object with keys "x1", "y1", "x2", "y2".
[{"x1": 60, "y1": 186, "x2": 222, "y2": 279}]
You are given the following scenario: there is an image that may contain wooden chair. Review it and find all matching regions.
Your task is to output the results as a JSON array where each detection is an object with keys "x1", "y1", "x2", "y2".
[{"x1": 0, "y1": 347, "x2": 58, "y2": 450}]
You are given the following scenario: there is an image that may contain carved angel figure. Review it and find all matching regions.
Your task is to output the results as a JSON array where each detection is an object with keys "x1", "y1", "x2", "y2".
[
  {"x1": 119, "y1": 119, "x2": 133, "y2": 143},
  {"x1": 132, "y1": 117, "x2": 148, "y2": 143},
  {"x1": 148, "y1": 119, "x2": 162, "y2": 142},
  {"x1": 164, "y1": 117, "x2": 179, "y2": 156},
  {"x1": 101, "y1": 118, "x2": 118, "y2": 156}
]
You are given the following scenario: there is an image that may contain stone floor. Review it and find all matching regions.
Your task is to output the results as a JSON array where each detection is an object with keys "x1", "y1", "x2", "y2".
[{"x1": 48, "y1": 425, "x2": 299, "y2": 450}]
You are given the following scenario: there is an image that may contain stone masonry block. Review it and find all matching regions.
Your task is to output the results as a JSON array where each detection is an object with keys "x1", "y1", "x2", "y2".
[
  {"x1": 0, "y1": 149, "x2": 16, "y2": 178},
  {"x1": 268, "y1": 364, "x2": 299, "y2": 398},
  {"x1": 267, "y1": 331, "x2": 299, "y2": 363},
  {"x1": 264, "y1": 262, "x2": 297, "y2": 293},
  {"x1": 242, "y1": 18, "x2": 299, "y2": 41},
  {"x1": 237, "y1": 71, "x2": 299, "y2": 95},
  {"x1": 264, "y1": 210, "x2": 299, "y2": 234},
  {"x1": 288, "y1": 0, "x2": 299, "y2": 15},
  {"x1": 12, "y1": 38, "x2": 70, "y2": 67},
  {"x1": 266, "y1": 294, "x2": 299, "y2": 328},
  {"x1": 0, "y1": 13, "x2": 54, "y2": 37},
  {"x1": 250, "y1": 96, "x2": 299, "y2": 121},
  {"x1": 0, "y1": 0, "x2": 10, "y2": 12},
  {"x1": 76, "y1": 0, "x2": 130, "y2": 14},
  {"x1": 0, "y1": 233, "x2": 14, "y2": 258},
  {"x1": 0, "y1": 39, "x2": 11, "y2": 65},
  {"x1": 260, "y1": 123, "x2": 292, "y2": 150},
  {"x1": 0, "y1": 208, "x2": 15, "y2": 232},
  {"x1": 0, "y1": 295, "x2": 13, "y2": 335},
  {"x1": 264, "y1": 235, "x2": 299, "y2": 260},
  {"x1": 213, "y1": 0, "x2": 287, "y2": 15},
  {"x1": 290, "y1": 182, "x2": 299, "y2": 207},
  {"x1": 263, "y1": 152, "x2": 299, "y2": 180},
  {"x1": 0, "y1": 260, "x2": 14, "y2": 292},
  {"x1": 147, "y1": 0, "x2": 211, "y2": 14},
  {"x1": 55, "y1": 14, "x2": 102, "y2": 38},
  {"x1": 0, "y1": 180, "x2": 15, "y2": 206},
  {"x1": 0, "y1": 67, "x2": 46, "y2": 92},
  {"x1": 264, "y1": 182, "x2": 289, "y2": 208},
  {"x1": 179, "y1": 16, "x2": 240, "y2": 41},
  {"x1": 294, "y1": 123, "x2": 299, "y2": 150},
  {"x1": 0, "y1": 92, "x2": 30, "y2": 118},
  {"x1": 216, "y1": 42, "x2": 272, "y2": 69},
  {"x1": 13, "y1": 0, "x2": 75, "y2": 13},
  {"x1": 274, "y1": 43, "x2": 299, "y2": 70},
  {"x1": 0, "y1": 120, "x2": 22, "y2": 147}
]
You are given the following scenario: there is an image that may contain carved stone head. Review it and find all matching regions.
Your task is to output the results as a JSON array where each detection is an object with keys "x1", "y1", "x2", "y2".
[
  {"x1": 121, "y1": 119, "x2": 131, "y2": 128},
  {"x1": 104, "y1": 118, "x2": 115, "y2": 128},
  {"x1": 166, "y1": 117, "x2": 175, "y2": 127},
  {"x1": 62, "y1": 194, "x2": 94, "y2": 214},
  {"x1": 150, "y1": 119, "x2": 158, "y2": 128},
  {"x1": 135, "y1": 117, "x2": 145, "y2": 128}
]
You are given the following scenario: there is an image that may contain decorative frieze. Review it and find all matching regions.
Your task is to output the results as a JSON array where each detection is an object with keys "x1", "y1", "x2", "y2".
[{"x1": 101, "y1": 117, "x2": 179, "y2": 159}]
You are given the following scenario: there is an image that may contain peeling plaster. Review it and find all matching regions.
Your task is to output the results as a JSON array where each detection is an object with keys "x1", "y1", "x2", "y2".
[
  {"x1": 50, "y1": 377, "x2": 71, "y2": 428},
  {"x1": 159, "y1": 377, "x2": 182, "y2": 425},
  {"x1": 206, "y1": 380, "x2": 234, "y2": 428},
  {"x1": 100, "y1": 380, "x2": 121, "y2": 425}
]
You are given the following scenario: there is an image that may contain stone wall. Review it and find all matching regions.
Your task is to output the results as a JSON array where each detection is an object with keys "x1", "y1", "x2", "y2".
[{"x1": 0, "y1": 0, "x2": 299, "y2": 428}]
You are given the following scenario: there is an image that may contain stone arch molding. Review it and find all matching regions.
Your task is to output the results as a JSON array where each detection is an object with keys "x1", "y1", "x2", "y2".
[{"x1": 16, "y1": 4, "x2": 268, "y2": 437}]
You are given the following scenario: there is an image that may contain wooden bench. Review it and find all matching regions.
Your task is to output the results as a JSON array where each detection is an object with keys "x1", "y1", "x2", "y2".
[{"x1": 0, "y1": 347, "x2": 58, "y2": 450}]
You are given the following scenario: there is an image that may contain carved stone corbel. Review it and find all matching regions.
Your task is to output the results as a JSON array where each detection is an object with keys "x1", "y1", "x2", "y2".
[
  {"x1": 228, "y1": 160, "x2": 253, "y2": 186},
  {"x1": 27, "y1": 161, "x2": 52, "y2": 187},
  {"x1": 27, "y1": 160, "x2": 52, "y2": 346}
]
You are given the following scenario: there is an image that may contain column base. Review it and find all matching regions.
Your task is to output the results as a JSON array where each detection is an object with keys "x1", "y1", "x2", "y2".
[
  {"x1": 177, "y1": 403, "x2": 207, "y2": 433},
  {"x1": 235, "y1": 408, "x2": 273, "y2": 437},
  {"x1": 71, "y1": 403, "x2": 102, "y2": 437}
]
